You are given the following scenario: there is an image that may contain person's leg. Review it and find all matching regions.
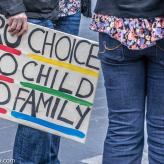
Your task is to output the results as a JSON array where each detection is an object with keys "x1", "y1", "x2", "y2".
[
  {"x1": 55, "y1": 11, "x2": 81, "y2": 35},
  {"x1": 13, "y1": 125, "x2": 52, "y2": 164},
  {"x1": 13, "y1": 19, "x2": 60, "y2": 164},
  {"x1": 146, "y1": 39, "x2": 164, "y2": 164},
  {"x1": 99, "y1": 33, "x2": 146, "y2": 164},
  {"x1": 50, "y1": 134, "x2": 60, "y2": 164}
]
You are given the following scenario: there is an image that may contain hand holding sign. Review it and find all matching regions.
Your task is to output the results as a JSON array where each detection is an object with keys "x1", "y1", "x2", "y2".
[{"x1": 8, "y1": 12, "x2": 28, "y2": 36}]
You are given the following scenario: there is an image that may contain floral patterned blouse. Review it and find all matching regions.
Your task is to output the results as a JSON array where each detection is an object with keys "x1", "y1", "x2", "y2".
[
  {"x1": 90, "y1": 14, "x2": 164, "y2": 50},
  {"x1": 59, "y1": 0, "x2": 81, "y2": 17}
]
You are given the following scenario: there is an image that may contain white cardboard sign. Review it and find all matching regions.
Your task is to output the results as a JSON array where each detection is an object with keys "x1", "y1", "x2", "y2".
[{"x1": 0, "y1": 15, "x2": 100, "y2": 143}]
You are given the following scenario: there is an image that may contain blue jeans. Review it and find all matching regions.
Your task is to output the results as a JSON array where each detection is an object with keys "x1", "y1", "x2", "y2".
[
  {"x1": 54, "y1": 11, "x2": 81, "y2": 35},
  {"x1": 99, "y1": 33, "x2": 164, "y2": 164},
  {"x1": 13, "y1": 13, "x2": 81, "y2": 164}
]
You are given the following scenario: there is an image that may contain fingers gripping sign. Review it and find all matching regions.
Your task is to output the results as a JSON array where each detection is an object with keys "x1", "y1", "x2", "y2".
[{"x1": 7, "y1": 12, "x2": 28, "y2": 36}]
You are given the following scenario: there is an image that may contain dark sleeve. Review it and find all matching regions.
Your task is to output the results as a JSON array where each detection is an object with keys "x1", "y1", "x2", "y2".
[
  {"x1": 81, "y1": 0, "x2": 92, "y2": 18},
  {"x1": 0, "y1": 0, "x2": 26, "y2": 16}
]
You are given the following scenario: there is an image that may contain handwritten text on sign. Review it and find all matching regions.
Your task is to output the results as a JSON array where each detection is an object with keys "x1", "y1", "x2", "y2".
[{"x1": 0, "y1": 15, "x2": 100, "y2": 143}]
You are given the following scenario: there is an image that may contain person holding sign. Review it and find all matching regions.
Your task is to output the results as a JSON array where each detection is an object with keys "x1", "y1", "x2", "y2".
[
  {"x1": 0, "y1": 1, "x2": 60, "y2": 164},
  {"x1": 90, "y1": 0, "x2": 164, "y2": 164},
  {"x1": 0, "y1": 0, "x2": 91, "y2": 164}
]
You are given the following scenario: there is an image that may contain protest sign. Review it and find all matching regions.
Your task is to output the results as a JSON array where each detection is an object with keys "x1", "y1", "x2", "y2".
[{"x1": 0, "y1": 15, "x2": 100, "y2": 143}]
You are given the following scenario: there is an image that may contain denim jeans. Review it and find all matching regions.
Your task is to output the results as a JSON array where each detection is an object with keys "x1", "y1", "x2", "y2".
[
  {"x1": 99, "y1": 33, "x2": 164, "y2": 164},
  {"x1": 13, "y1": 12, "x2": 81, "y2": 164},
  {"x1": 54, "y1": 11, "x2": 81, "y2": 35}
]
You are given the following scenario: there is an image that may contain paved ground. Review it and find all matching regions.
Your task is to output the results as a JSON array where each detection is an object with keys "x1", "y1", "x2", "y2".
[{"x1": 0, "y1": 1, "x2": 148, "y2": 164}]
